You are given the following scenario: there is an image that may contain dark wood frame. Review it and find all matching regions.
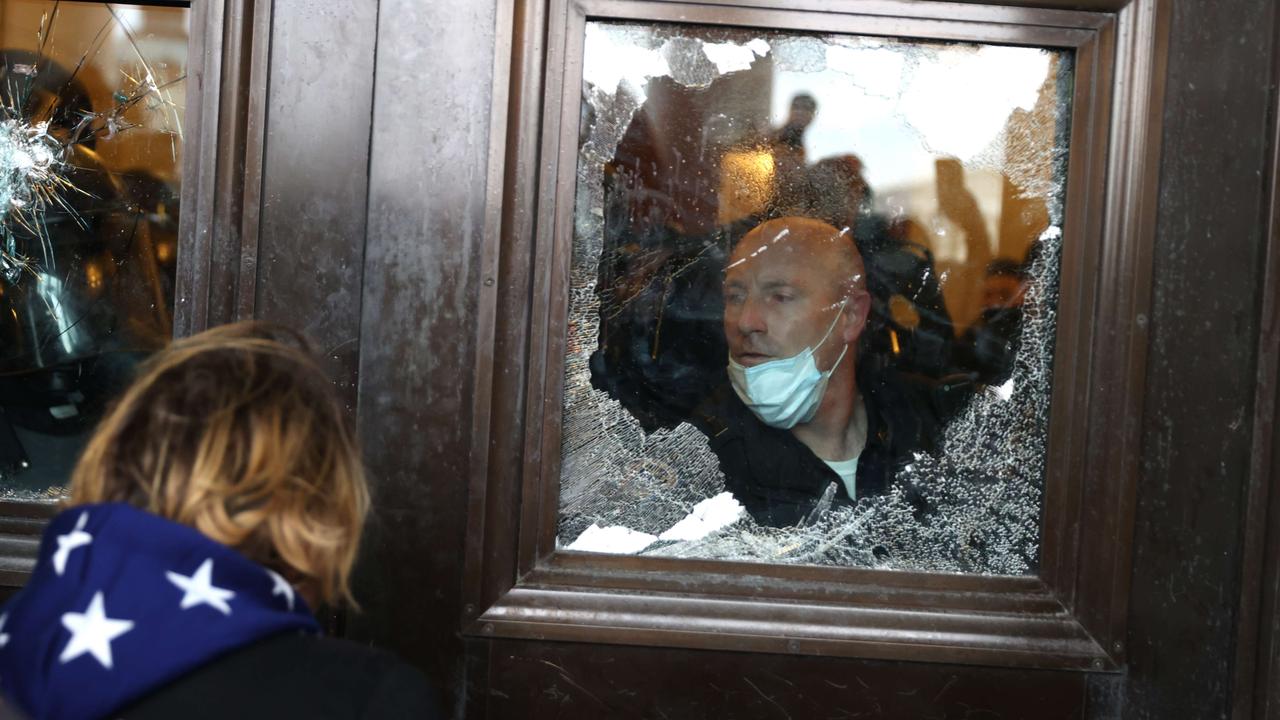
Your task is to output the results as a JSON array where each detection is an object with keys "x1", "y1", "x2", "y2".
[
  {"x1": 465, "y1": 0, "x2": 1169, "y2": 672},
  {"x1": 1234, "y1": 12, "x2": 1280, "y2": 716},
  {"x1": 174, "y1": 0, "x2": 274, "y2": 332},
  {"x1": 0, "y1": 0, "x2": 272, "y2": 591}
]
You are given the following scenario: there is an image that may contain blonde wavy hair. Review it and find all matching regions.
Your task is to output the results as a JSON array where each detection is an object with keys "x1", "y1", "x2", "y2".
[{"x1": 69, "y1": 322, "x2": 369, "y2": 607}]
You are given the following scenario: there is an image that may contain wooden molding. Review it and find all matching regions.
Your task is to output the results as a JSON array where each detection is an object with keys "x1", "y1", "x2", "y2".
[{"x1": 464, "y1": 0, "x2": 1170, "y2": 671}]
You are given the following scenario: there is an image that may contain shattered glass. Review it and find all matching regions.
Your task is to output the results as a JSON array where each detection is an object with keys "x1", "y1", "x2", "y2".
[
  {"x1": 557, "y1": 22, "x2": 1072, "y2": 575},
  {"x1": 0, "y1": 1, "x2": 188, "y2": 498}
]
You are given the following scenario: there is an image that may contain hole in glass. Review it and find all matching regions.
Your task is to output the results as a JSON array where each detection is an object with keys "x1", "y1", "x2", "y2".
[
  {"x1": 557, "y1": 22, "x2": 1073, "y2": 575},
  {"x1": 1, "y1": 1, "x2": 189, "y2": 498}
]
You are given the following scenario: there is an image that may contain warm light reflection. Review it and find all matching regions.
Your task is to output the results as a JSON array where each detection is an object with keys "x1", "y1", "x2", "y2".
[
  {"x1": 155, "y1": 240, "x2": 174, "y2": 264},
  {"x1": 84, "y1": 262, "x2": 104, "y2": 293},
  {"x1": 718, "y1": 150, "x2": 776, "y2": 224}
]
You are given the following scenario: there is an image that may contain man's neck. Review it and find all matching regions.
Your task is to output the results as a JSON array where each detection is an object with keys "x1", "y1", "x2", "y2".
[{"x1": 790, "y1": 360, "x2": 865, "y2": 461}]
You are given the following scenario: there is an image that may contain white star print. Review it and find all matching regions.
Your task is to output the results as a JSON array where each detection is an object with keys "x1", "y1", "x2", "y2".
[
  {"x1": 52, "y1": 512, "x2": 93, "y2": 576},
  {"x1": 266, "y1": 569, "x2": 295, "y2": 611},
  {"x1": 0, "y1": 613, "x2": 10, "y2": 649},
  {"x1": 166, "y1": 559, "x2": 236, "y2": 615},
  {"x1": 60, "y1": 592, "x2": 133, "y2": 669}
]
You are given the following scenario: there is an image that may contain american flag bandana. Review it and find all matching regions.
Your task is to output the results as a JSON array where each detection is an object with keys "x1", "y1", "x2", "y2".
[{"x1": 0, "y1": 503, "x2": 318, "y2": 719}]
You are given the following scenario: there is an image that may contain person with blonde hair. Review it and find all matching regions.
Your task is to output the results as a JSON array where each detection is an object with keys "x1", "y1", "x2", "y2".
[{"x1": 0, "y1": 322, "x2": 439, "y2": 719}]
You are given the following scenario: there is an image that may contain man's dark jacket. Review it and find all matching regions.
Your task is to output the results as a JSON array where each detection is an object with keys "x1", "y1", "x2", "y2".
[{"x1": 690, "y1": 361, "x2": 970, "y2": 526}]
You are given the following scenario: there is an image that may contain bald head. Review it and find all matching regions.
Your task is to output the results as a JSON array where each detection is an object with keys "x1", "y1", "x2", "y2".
[
  {"x1": 731, "y1": 217, "x2": 866, "y2": 299},
  {"x1": 724, "y1": 216, "x2": 871, "y2": 369}
]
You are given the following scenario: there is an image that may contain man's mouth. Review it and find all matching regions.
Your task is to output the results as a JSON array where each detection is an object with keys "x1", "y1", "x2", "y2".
[{"x1": 733, "y1": 352, "x2": 773, "y2": 367}]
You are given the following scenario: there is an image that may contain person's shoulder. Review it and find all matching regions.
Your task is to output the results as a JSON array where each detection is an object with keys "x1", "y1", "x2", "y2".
[
  {"x1": 261, "y1": 632, "x2": 422, "y2": 681},
  {"x1": 862, "y1": 362, "x2": 973, "y2": 411},
  {"x1": 304, "y1": 637, "x2": 443, "y2": 720},
  {"x1": 860, "y1": 364, "x2": 974, "y2": 452},
  {"x1": 117, "y1": 632, "x2": 444, "y2": 719}
]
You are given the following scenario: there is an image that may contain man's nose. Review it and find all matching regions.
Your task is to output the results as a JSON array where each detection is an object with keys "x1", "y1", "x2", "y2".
[{"x1": 735, "y1": 295, "x2": 767, "y2": 336}]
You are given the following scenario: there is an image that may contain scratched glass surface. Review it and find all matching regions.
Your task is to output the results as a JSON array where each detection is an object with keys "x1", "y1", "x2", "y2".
[
  {"x1": 556, "y1": 22, "x2": 1073, "y2": 575},
  {"x1": 0, "y1": 2, "x2": 188, "y2": 498}
]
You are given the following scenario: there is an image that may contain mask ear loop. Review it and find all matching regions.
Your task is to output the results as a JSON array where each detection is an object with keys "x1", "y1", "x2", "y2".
[
  {"x1": 814, "y1": 299, "x2": 849, "y2": 350},
  {"x1": 815, "y1": 299, "x2": 851, "y2": 375}
]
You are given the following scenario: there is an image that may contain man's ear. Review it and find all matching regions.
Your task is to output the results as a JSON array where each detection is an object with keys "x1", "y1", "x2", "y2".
[{"x1": 842, "y1": 290, "x2": 872, "y2": 344}]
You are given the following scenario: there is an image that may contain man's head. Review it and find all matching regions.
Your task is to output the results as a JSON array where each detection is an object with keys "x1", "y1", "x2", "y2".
[
  {"x1": 786, "y1": 94, "x2": 817, "y2": 129},
  {"x1": 69, "y1": 321, "x2": 370, "y2": 607},
  {"x1": 724, "y1": 216, "x2": 871, "y2": 372}
]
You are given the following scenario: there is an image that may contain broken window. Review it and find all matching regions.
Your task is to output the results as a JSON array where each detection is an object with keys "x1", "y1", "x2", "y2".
[
  {"x1": 556, "y1": 22, "x2": 1072, "y2": 576},
  {"x1": 1, "y1": 1, "x2": 188, "y2": 498}
]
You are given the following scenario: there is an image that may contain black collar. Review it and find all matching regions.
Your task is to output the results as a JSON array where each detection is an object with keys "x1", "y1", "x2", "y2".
[{"x1": 689, "y1": 362, "x2": 958, "y2": 525}]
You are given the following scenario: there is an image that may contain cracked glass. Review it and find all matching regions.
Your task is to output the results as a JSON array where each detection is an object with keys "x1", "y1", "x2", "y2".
[
  {"x1": 557, "y1": 21, "x2": 1073, "y2": 575},
  {"x1": 1, "y1": 1, "x2": 188, "y2": 499}
]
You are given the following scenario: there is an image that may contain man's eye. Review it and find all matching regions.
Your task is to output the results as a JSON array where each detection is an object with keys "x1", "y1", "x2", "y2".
[
  {"x1": 724, "y1": 291, "x2": 745, "y2": 304},
  {"x1": 771, "y1": 293, "x2": 793, "y2": 303}
]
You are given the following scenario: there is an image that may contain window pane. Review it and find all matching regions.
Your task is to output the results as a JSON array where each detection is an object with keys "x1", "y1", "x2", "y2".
[
  {"x1": 1, "y1": 1, "x2": 189, "y2": 499},
  {"x1": 558, "y1": 22, "x2": 1072, "y2": 575}
]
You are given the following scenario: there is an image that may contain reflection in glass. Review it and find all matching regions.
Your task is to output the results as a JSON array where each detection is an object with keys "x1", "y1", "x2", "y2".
[
  {"x1": 557, "y1": 22, "x2": 1072, "y2": 575},
  {"x1": 1, "y1": 2, "x2": 188, "y2": 498}
]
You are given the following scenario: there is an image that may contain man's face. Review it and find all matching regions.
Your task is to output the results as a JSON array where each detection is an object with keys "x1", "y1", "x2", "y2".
[
  {"x1": 723, "y1": 224, "x2": 856, "y2": 370},
  {"x1": 788, "y1": 107, "x2": 815, "y2": 129}
]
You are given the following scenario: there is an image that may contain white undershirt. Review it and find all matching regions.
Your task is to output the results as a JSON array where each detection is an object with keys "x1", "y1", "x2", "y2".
[
  {"x1": 823, "y1": 457, "x2": 860, "y2": 501},
  {"x1": 821, "y1": 397, "x2": 868, "y2": 501}
]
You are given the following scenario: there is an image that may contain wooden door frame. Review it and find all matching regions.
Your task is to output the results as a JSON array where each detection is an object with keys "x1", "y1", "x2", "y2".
[
  {"x1": 1235, "y1": 17, "x2": 1280, "y2": 717},
  {"x1": 463, "y1": 0, "x2": 1170, "y2": 672}
]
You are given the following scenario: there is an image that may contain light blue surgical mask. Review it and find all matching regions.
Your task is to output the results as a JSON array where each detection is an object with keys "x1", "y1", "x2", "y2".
[{"x1": 727, "y1": 302, "x2": 849, "y2": 429}]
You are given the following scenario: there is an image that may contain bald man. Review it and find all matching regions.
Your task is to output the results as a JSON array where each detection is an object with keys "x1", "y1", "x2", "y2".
[{"x1": 690, "y1": 216, "x2": 950, "y2": 526}]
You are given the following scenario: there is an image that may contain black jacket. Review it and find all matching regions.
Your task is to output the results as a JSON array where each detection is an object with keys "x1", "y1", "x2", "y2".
[
  {"x1": 112, "y1": 632, "x2": 442, "y2": 720},
  {"x1": 690, "y1": 362, "x2": 970, "y2": 527}
]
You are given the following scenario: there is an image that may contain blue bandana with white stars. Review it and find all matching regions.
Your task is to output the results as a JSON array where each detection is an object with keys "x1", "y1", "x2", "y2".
[{"x1": 0, "y1": 503, "x2": 319, "y2": 720}]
